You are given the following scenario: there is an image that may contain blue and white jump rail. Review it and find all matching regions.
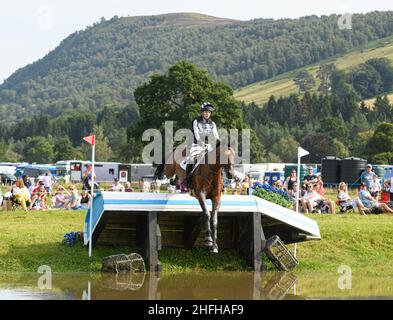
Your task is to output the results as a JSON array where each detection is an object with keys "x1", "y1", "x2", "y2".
[{"x1": 84, "y1": 192, "x2": 321, "y2": 271}]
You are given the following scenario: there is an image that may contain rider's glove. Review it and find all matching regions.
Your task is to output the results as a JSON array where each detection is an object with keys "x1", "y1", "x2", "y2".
[{"x1": 197, "y1": 140, "x2": 205, "y2": 147}]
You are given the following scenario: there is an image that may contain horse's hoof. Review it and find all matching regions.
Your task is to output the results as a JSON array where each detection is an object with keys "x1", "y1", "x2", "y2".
[
  {"x1": 204, "y1": 241, "x2": 213, "y2": 249},
  {"x1": 204, "y1": 236, "x2": 213, "y2": 247},
  {"x1": 211, "y1": 247, "x2": 218, "y2": 254}
]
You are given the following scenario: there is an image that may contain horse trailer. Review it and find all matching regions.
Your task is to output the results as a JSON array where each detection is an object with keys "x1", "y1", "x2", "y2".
[{"x1": 55, "y1": 160, "x2": 132, "y2": 183}]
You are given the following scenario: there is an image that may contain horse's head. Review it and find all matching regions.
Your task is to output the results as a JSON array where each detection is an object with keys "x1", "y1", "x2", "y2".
[{"x1": 217, "y1": 146, "x2": 235, "y2": 179}]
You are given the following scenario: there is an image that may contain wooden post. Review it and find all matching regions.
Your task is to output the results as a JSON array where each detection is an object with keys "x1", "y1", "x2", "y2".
[
  {"x1": 252, "y1": 271, "x2": 262, "y2": 300},
  {"x1": 251, "y1": 212, "x2": 262, "y2": 271},
  {"x1": 147, "y1": 211, "x2": 162, "y2": 272},
  {"x1": 148, "y1": 272, "x2": 160, "y2": 300}
]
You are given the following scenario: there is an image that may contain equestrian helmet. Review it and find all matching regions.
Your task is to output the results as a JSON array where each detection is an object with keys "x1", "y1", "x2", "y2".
[{"x1": 200, "y1": 102, "x2": 214, "y2": 113}]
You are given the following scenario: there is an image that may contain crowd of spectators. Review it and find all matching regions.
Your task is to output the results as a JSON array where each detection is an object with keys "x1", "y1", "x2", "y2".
[
  {"x1": 281, "y1": 164, "x2": 393, "y2": 215},
  {"x1": 1, "y1": 163, "x2": 392, "y2": 216}
]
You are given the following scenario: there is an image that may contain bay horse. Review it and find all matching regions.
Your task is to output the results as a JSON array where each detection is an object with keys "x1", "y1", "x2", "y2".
[{"x1": 155, "y1": 143, "x2": 235, "y2": 253}]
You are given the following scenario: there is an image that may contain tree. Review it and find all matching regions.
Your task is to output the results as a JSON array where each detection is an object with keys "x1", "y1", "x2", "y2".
[
  {"x1": 366, "y1": 58, "x2": 393, "y2": 93},
  {"x1": 301, "y1": 133, "x2": 336, "y2": 163},
  {"x1": 364, "y1": 122, "x2": 393, "y2": 161},
  {"x1": 319, "y1": 116, "x2": 348, "y2": 140},
  {"x1": 351, "y1": 63, "x2": 383, "y2": 98},
  {"x1": 133, "y1": 60, "x2": 264, "y2": 162},
  {"x1": 350, "y1": 130, "x2": 373, "y2": 158},
  {"x1": 24, "y1": 137, "x2": 55, "y2": 163},
  {"x1": 55, "y1": 137, "x2": 75, "y2": 161},
  {"x1": 270, "y1": 136, "x2": 298, "y2": 162}
]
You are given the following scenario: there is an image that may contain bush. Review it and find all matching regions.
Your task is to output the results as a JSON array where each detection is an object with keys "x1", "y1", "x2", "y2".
[{"x1": 252, "y1": 184, "x2": 293, "y2": 209}]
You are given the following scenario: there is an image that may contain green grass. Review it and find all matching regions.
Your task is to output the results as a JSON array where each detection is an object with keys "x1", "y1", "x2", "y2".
[
  {"x1": 1, "y1": 204, "x2": 393, "y2": 276},
  {"x1": 234, "y1": 34, "x2": 393, "y2": 106}
]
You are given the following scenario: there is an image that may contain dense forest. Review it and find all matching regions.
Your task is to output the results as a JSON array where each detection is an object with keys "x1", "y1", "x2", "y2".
[{"x1": 2, "y1": 11, "x2": 393, "y2": 123}]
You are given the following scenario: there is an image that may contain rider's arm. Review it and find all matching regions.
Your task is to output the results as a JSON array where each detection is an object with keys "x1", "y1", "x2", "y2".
[
  {"x1": 212, "y1": 122, "x2": 220, "y2": 141},
  {"x1": 192, "y1": 119, "x2": 201, "y2": 144}
]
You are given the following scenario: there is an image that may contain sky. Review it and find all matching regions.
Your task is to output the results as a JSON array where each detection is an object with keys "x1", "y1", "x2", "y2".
[{"x1": 0, "y1": 0, "x2": 392, "y2": 83}]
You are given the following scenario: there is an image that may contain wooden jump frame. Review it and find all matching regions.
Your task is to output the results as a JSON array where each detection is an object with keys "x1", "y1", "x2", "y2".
[{"x1": 85, "y1": 193, "x2": 321, "y2": 272}]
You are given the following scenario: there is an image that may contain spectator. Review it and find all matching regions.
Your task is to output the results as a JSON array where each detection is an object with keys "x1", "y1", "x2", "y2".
[
  {"x1": 300, "y1": 184, "x2": 322, "y2": 213},
  {"x1": 360, "y1": 164, "x2": 376, "y2": 190},
  {"x1": 42, "y1": 172, "x2": 53, "y2": 194},
  {"x1": 291, "y1": 182, "x2": 304, "y2": 211},
  {"x1": 111, "y1": 178, "x2": 125, "y2": 192},
  {"x1": 12, "y1": 178, "x2": 31, "y2": 211},
  {"x1": 30, "y1": 185, "x2": 48, "y2": 210},
  {"x1": 64, "y1": 185, "x2": 83, "y2": 210},
  {"x1": 303, "y1": 166, "x2": 317, "y2": 189},
  {"x1": 22, "y1": 175, "x2": 31, "y2": 189},
  {"x1": 80, "y1": 189, "x2": 92, "y2": 209},
  {"x1": 28, "y1": 178, "x2": 40, "y2": 196},
  {"x1": 359, "y1": 182, "x2": 393, "y2": 215},
  {"x1": 37, "y1": 173, "x2": 45, "y2": 183},
  {"x1": 242, "y1": 176, "x2": 250, "y2": 195},
  {"x1": 152, "y1": 178, "x2": 162, "y2": 193},
  {"x1": 233, "y1": 177, "x2": 243, "y2": 195},
  {"x1": 51, "y1": 185, "x2": 68, "y2": 209},
  {"x1": 337, "y1": 182, "x2": 366, "y2": 215},
  {"x1": 125, "y1": 182, "x2": 134, "y2": 192},
  {"x1": 290, "y1": 182, "x2": 305, "y2": 199},
  {"x1": 316, "y1": 175, "x2": 325, "y2": 196},
  {"x1": 284, "y1": 170, "x2": 297, "y2": 193},
  {"x1": 384, "y1": 174, "x2": 393, "y2": 204},
  {"x1": 140, "y1": 178, "x2": 151, "y2": 193},
  {"x1": 369, "y1": 175, "x2": 381, "y2": 199},
  {"x1": 82, "y1": 164, "x2": 96, "y2": 191},
  {"x1": 274, "y1": 180, "x2": 284, "y2": 191}
]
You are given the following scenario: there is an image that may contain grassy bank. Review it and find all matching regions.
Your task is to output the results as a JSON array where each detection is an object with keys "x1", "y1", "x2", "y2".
[{"x1": 1, "y1": 208, "x2": 393, "y2": 276}]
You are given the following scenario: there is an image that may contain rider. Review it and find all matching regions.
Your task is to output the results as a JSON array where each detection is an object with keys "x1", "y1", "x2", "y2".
[{"x1": 184, "y1": 102, "x2": 220, "y2": 188}]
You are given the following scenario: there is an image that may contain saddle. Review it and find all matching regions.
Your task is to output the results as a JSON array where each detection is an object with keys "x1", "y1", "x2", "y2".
[{"x1": 181, "y1": 144, "x2": 212, "y2": 173}]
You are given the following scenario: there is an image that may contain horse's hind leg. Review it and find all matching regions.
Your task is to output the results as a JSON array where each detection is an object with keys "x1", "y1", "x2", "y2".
[{"x1": 197, "y1": 195, "x2": 213, "y2": 249}]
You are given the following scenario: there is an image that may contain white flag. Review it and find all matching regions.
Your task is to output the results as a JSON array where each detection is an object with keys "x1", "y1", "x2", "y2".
[{"x1": 298, "y1": 147, "x2": 309, "y2": 158}]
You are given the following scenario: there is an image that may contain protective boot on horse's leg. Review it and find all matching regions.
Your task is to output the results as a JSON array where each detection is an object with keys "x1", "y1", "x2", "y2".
[
  {"x1": 210, "y1": 200, "x2": 220, "y2": 253},
  {"x1": 197, "y1": 196, "x2": 213, "y2": 249}
]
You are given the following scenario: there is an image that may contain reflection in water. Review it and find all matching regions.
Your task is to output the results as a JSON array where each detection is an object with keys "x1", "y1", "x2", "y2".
[
  {"x1": 0, "y1": 271, "x2": 296, "y2": 300},
  {"x1": 1, "y1": 271, "x2": 393, "y2": 300}
]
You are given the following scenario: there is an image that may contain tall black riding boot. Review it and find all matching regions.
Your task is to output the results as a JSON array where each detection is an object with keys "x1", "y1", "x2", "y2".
[{"x1": 185, "y1": 163, "x2": 193, "y2": 189}]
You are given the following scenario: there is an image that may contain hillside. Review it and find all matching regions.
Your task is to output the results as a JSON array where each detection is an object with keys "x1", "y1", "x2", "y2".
[
  {"x1": 2, "y1": 11, "x2": 393, "y2": 123},
  {"x1": 235, "y1": 34, "x2": 393, "y2": 105}
]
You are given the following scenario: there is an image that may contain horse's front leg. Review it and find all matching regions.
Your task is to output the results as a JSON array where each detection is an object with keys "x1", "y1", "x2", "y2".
[
  {"x1": 211, "y1": 197, "x2": 221, "y2": 253},
  {"x1": 197, "y1": 193, "x2": 213, "y2": 249}
]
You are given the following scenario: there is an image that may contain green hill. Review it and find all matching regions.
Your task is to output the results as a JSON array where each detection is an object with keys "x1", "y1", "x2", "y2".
[
  {"x1": 235, "y1": 34, "x2": 393, "y2": 105},
  {"x1": 2, "y1": 11, "x2": 393, "y2": 123}
]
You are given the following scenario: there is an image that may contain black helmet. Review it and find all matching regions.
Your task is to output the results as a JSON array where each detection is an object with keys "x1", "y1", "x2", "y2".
[{"x1": 200, "y1": 102, "x2": 214, "y2": 113}]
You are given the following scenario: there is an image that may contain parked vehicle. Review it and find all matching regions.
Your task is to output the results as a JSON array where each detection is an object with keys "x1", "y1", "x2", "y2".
[
  {"x1": 15, "y1": 164, "x2": 57, "y2": 178},
  {"x1": 56, "y1": 160, "x2": 132, "y2": 183},
  {"x1": 0, "y1": 173, "x2": 16, "y2": 185}
]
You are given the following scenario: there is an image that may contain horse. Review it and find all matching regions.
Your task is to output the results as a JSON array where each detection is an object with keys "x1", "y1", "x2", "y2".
[{"x1": 155, "y1": 143, "x2": 235, "y2": 253}]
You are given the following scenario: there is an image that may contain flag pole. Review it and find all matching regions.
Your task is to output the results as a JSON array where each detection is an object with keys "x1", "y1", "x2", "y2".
[
  {"x1": 88, "y1": 142, "x2": 95, "y2": 257},
  {"x1": 294, "y1": 152, "x2": 301, "y2": 258}
]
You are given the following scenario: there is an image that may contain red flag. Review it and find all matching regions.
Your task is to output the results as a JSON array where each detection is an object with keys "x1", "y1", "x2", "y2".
[{"x1": 83, "y1": 135, "x2": 95, "y2": 146}]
